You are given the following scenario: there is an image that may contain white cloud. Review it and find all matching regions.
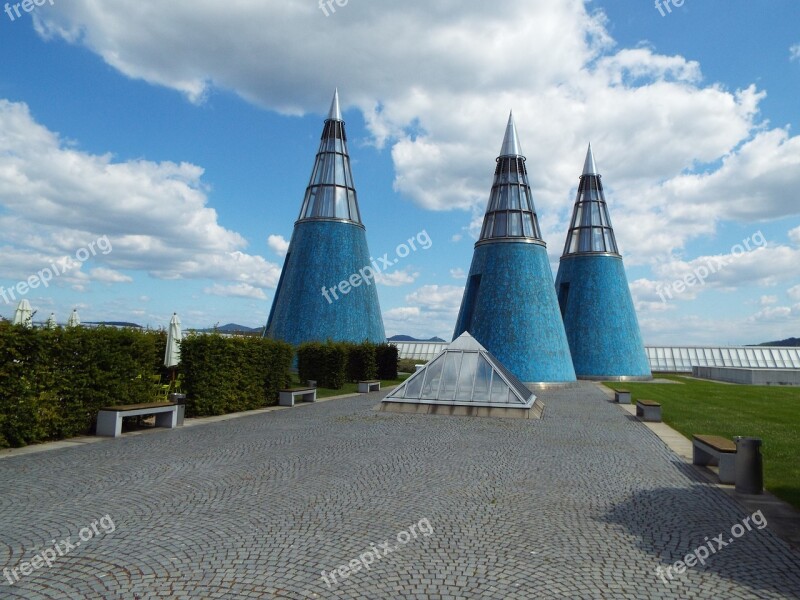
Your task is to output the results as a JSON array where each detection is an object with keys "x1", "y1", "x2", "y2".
[
  {"x1": 383, "y1": 284, "x2": 464, "y2": 339},
  {"x1": 450, "y1": 268, "x2": 467, "y2": 280},
  {"x1": 0, "y1": 100, "x2": 280, "y2": 292},
  {"x1": 748, "y1": 306, "x2": 794, "y2": 323},
  {"x1": 789, "y1": 226, "x2": 800, "y2": 246},
  {"x1": 376, "y1": 268, "x2": 419, "y2": 287},
  {"x1": 648, "y1": 244, "x2": 800, "y2": 297},
  {"x1": 267, "y1": 234, "x2": 289, "y2": 258},
  {"x1": 759, "y1": 295, "x2": 778, "y2": 306},
  {"x1": 788, "y1": 285, "x2": 800, "y2": 302},
  {"x1": 451, "y1": 234, "x2": 463, "y2": 243},
  {"x1": 204, "y1": 283, "x2": 267, "y2": 300},
  {"x1": 791, "y1": 44, "x2": 800, "y2": 62},
  {"x1": 89, "y1": 268, "x2": 133, "y2": 284},
  {"x1": 32, "y1": 1, "x2": 800, "y2": 266}
]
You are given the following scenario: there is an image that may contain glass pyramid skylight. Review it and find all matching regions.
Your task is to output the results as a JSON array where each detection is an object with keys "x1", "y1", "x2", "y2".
[
  {"x1": 385, "y1": 333, "x2": 537, "y2": 409},
  {"x1": 478, "y1": 113, "x2": 544, "y2": 245},
  {"x1": 297, "y1": 89, "x2": 362, "y2": 224},
  {"x1": 561, "y1": 144, "x2": 619, "y2": 256}
]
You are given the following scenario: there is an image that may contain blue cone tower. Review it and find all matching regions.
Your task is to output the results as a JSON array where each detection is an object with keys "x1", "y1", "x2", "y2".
[
  {"x1": 453, "y1": 114, "x2": 576, "y2": 384},
  {"x1": 554, "y1": 145, "x2": 651, "y2": 380},
  {"x1": 265, "y1": 90, "x2": 386, "y2": 345}
]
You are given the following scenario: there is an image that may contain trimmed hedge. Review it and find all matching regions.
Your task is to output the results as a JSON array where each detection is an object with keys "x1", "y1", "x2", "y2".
[
  {"x1": 376, "y1": 344, "x2": 399, "y2": 380},
  {"x1": 179, "y1": 335, "x2": 293, "y2": 417},
  {"x1": 297, "y1": 341, "x2": 348, "y2": 389},
  {"x1": 0, "y1": 322, "x2": 164, "y2": 448},
  {"x1": 346, "y1": 341, "x2": 377, "y2": 383},
  {"x1": 298, "y1": 341, "x2": 398, "y2": 389}
]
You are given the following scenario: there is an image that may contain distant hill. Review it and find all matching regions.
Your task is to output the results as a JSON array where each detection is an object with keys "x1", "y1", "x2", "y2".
[
  {"x1": 197, "y1": 323, "x2": 263, "y2": 334},
  {"x1": 388, "y1": 335, "x2": 446, "y2": 343},
  {"x1": 758, "y1": 337, "x2": 800, "y2": 347}
]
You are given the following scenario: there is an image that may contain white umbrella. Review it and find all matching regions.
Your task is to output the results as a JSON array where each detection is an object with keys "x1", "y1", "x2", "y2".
[
  {"x1": 67, "y1": 309, "x2": 80, "y2": 328},
  {"x1": 46, "y1": 313, "x2": 57, "y2": 329},
  {"x1": 164, "y1": 313, "x2": 182, "y2": 368},
  {"x1": 12, "y1": 300, "x2": 33, "y2": 328}
]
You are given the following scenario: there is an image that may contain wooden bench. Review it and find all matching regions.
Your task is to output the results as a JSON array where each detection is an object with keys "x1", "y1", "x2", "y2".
[
  {"x1": 358, "y1": 380, "x2": 381, "y2": 393},
  {"x1": 693, "y1": 435, "x2": 737, "y2": 484},
  {"x1": 635, "y1": 399, "x2": 661, "y2": 422},
  {"x1": 614, "y1": 389, "x2": 631, "y2": 404},
  {"x1": 97, "y1": 402, "x2": 179, "y2": 438},
  {"x1": 279, "y1": 388, "x2": 317, "y2": 407}
]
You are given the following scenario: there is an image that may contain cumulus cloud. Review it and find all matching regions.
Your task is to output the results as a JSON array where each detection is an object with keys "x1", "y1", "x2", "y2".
[
  {"x1": 376, "y1": 268, "x2": 419, "y2": 287},
  {"x1": 267, "y1": 234, "x2": 289, "y2": 258},
  {"x1": 89, "y1": 268, "x2": 133, "y2": 284},
  {"x1": 450, "y1": 268, "x2": 466, "y2": 279},
  {"x1": 791, "y1": 44, "x2": 800, "y2": 62},
  {"x1": 383, "y1": 284, "x2": 464, "y2": 339},
  {"x1": 0, "y1": 101, "x2": 280, "y2": 294},
  {"x1": 204, "y1": 283, "x2": 267, "y2": 300}
]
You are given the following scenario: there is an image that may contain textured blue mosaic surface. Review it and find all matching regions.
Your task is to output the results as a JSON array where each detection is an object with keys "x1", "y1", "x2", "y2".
[
  {"x1": 265, "y1": 220, "x2": 386, "y2": 345},
  {"x1": 555, "y1": 254, "x2": 651, "y2": 378},
  {"x1": 454, "y1": 242, "x2": 576, "y2": 383}
]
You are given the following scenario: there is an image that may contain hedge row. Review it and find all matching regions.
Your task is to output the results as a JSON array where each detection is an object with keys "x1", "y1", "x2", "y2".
[
  {"x1": 179, "y1": 335, "x2": 293, "y2": 417},
  {"x1": 0, "y1": 322, "x2": 164, "y2": 448},
  {"x1": 297, "y1": 341, "x2": 398, "y2": 389}
]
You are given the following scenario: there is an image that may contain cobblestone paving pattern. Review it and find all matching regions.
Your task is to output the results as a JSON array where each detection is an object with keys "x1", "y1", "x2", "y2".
[{"x1": 2, "y1": 383, "x2": 800, "y2": 599}]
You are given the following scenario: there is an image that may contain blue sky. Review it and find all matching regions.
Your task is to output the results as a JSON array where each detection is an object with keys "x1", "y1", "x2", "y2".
[{"x1": 0, "y1": 0, "x2": 798, "y2": 344}]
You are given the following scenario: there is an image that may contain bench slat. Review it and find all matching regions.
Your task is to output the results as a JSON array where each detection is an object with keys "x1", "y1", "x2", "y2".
[
  {"x1": 693, "y1": 434, "x2": 736, "y2": 453},
  {"x1": 637, "y1": 399, "x2": 661, "y2": 407},
  {"x1": 100, "y1": 403, "x2": 177, "y2": 412},
  {"x1": 281, "y1": 388, "x2": 315, "y2": 393}
]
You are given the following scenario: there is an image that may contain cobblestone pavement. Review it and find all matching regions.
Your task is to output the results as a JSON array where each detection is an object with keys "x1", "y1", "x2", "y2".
[{"x1": 2, "y1": 383, "x2": 800, "y2": 599}]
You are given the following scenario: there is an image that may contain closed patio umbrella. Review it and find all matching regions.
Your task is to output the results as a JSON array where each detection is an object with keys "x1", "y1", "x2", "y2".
[
  {"x1": 67, "y1": 309, "x2": 80, "y2": 328},
  {"x1": 46, "y1": 313, "x2": 57, "y2": 329},
  {"x1": 12, "y1": 300, "x2": 33, "y2": 328},
  {"x1": 164, "y1": 313, "x2": 182, "y2": 368}
]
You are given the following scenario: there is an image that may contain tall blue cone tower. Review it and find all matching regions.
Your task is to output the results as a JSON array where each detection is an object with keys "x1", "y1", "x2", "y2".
[
  {"x1": 554, "y1": 145, "x2": 651, "y2": 380},
  {"x1": 265, "y1": 90, "x2": 386, "y2": 346},
  {"x1": 453, "y1": 113, "x2": 576, "y2": 384}
]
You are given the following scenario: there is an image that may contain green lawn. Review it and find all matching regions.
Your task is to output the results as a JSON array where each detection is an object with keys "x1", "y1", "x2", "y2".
[
  {"x1": 604, "y1": 375, "x2": 800, "y2": 509},
  {"x1": 289, "y1": 374, "x2": 409, "y2": 399}
]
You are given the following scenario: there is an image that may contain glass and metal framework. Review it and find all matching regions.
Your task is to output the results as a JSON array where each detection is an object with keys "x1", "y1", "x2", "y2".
[
  {"x1": 386, "y1": 333, "x2": 536, "y2": 408},
  {"x1": 478, "y1": 113, "x2": 543, "y2": 245},
  {"x1": 646, "y1": 346, "x2": 800, "y2": 373},
  {"x1": 392, "y1": 343, "x2": 800, "y2": 374},
  {"x1": 562, "y1": 144, "x2": 619, "y2": 256},
  {"x1": 296, "y1": 89, "x2": 361, "y2": 224}
]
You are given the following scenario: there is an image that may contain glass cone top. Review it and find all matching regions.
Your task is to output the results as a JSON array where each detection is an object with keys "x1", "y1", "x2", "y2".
[
  {"x1": 297, "y1": 89, "x2": 362, "y2": 225},
  {"x1": 478, "y1": 112, "x2": 544, "y2": 246},
  {"x1": 562, "y1": 144, "x2": 620, "y2": 256}
]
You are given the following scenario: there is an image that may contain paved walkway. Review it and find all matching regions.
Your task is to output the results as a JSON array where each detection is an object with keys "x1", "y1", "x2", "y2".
[{"x1": 1, "y1": 383, "x2": 800, "y2": 599}]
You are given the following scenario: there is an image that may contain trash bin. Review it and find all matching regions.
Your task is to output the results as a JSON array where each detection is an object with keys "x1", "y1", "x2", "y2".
[
  {"x1": 169, "y1": 393, "x2": 186, "y2": 427},
  {"x1": 735, "y1": 437, "x2": 763, "y2": 495}
]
